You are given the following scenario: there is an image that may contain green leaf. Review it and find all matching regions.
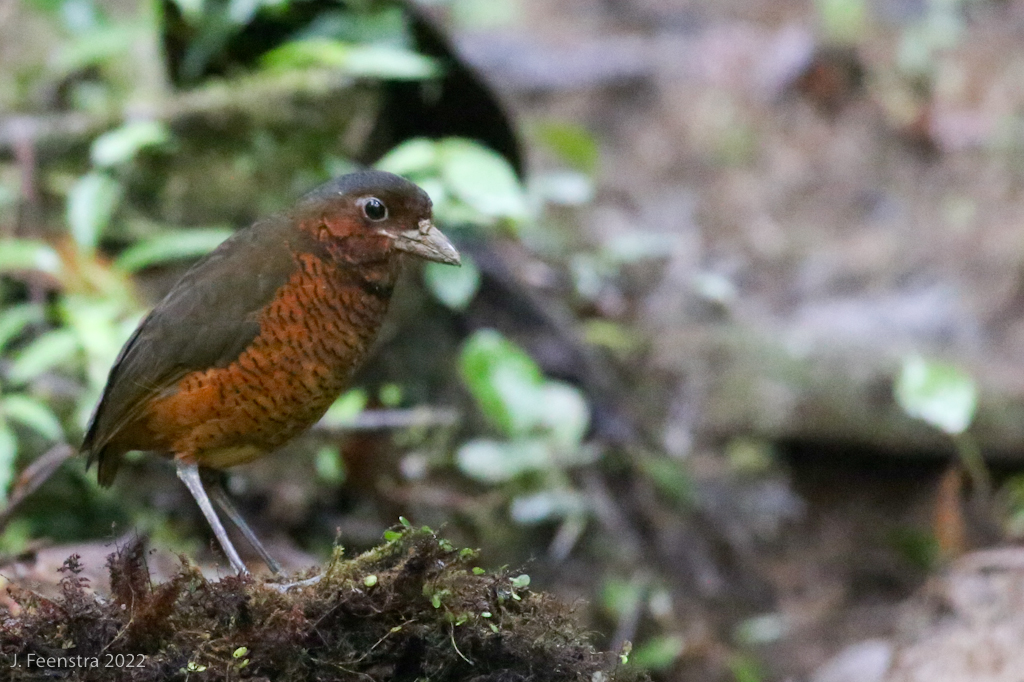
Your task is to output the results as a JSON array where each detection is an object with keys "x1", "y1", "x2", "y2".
[
  {"x1": 451, "y1": 0, "x2": 519, "y2": 28},
  {"x1": 640, "y1": 458, "x2": 695, "y2": 507},
  {"x1": 509, "y1": 489, "x2": 586, "y2": 524},
  {"x1": 379, "y1": 383, "x2": 403, "y2": 407},
  {"x1": 726, "y1": 437, "x2": 775, "y2": 474},
  {"x1": 0, "y1": 304, "x2": 45, "y2": 354},
  {"x1": 459, "y1": 330, "x2": 590, "y2": 444},
  {"x1": 438, "y1": 139, "x2": 528, "y2": 220},
  {"x1": 0, "y1": 421, "x2": 15, "y2": 504},
  {"x1": 232, "y1": 647, "x2": 248, "y2": 659},
  {"x1": 320, "y1": 388, "x2": 368, "y2": 427},
  {"x1": 691, "y1": 271, "x2": 738, "y2": 306},
  {"x1": 114, "y1": 228, "x2": 232, "y2": 272},
  {"x1": 261, "y1": 39, "x2": 438, "y2": 79},
  {"x1": 459, "y1": 330, "x2": 545, "y2": 435},
  {"x1": 1004, "y1": 475, "x2": 1024, "y2": 537},
  {"x1": 727, "y1": 654, "x2": 764, "y2": 682},
  {"x1": 91, "y1": 120, "x2": 171, "y2": 168},
  {"x1": 600, "y1": 578, "x2": 644, "y2": 618},
  {"x1": 582, "y1": 319, "x2": 641, "y2": 354},
  {"x1": 456, "y1": 438, "x2": 550, "y2": 484},
  {"x1": 415, "y1": 178, "x2": 448, "y2": 210},
  {"x1": 314, "y1": 445, "x2": 346, "y2": 484},
  {"x1": 295, "y1": 5, "x2": 407, "y2": 44},
  {"x1": 424, "y1": 255, "x2": 480, "y2": 310},
  {"x1": 54, "y1": 24, "x2": 137, "y2": 74},
  {"x1": 168, "y1": 0, "x2": 203, "y2": 18},
  {"x1": 364, "y1": 574, "x2": 378, "y2": 587},
  {"x1": 344, "y1": 44, "x2": 439, "y2": 80},
  {"x1": 895, "y1": 355, "x2": 977, "y2": 435},
  {"x1": 228, "y1": 0, "x2": 282, "y2": 25},
  {"x1": 0, "y1": 240, "x2": 62, "y2": 276},
  {"x1": 1, "y1": 394, "x2": 63, "y2": 441},
  {"x1": 530, "y1": 170, "x2": 595, "y2": 206},
  {"x1": 510, "y1": 574, "x2": 530, "y2": 589},
  {"x1": 887, "y1": 527, "x2": 938, "y2": 571},
  {"x1": 534, "y1": 122, "x2": 599, "y2": 173},
  {"x1": 733, "y1": 613, "x2": 789, "y2": 646},
  {"x1": 629, "y1": 634, "x2": 686, "y2": 671},
  {"x1": 62, "y1": 297, "x2": 135, "y2": 389},
  {"x1": 7, "y1": 329, "x2": 81, "y2": 385},
  {"x1": 67, "y1": 172, "x2": 123, "y2": 254},
  {"x1": 0, "y1": 517, "x2": 31, "y2": 555},
  {"x1": 375, "y1": 137, "x2": 438, "y2": 176},
  {"x1": 535, "y1": 382, "x2": 589, "y2": 449},
  {"x1": 815, "y1": 0, "x2": 868, "y2": 43}
]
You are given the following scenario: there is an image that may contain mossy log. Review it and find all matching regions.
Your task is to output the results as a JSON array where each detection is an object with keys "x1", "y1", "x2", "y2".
[{"x1": 654, "y1": 323, "x2": 1024, "y2": 459}]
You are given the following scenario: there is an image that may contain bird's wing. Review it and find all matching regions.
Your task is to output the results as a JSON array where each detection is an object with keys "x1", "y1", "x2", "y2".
[{"x1": 81, "y1": 214, "x2": 318, "y2": 481}]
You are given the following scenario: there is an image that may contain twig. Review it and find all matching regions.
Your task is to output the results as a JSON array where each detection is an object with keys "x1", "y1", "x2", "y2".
[
  {"x1": 450, "y1": 624, "x2": 473, "y2": 665},
  {"x1": 314, "y1": 407, "x2": 460, "y2": 433},
  {"x1": 548, "y1": 512, "x2": 587, "y2": 563},
  {"x1": 580, "y1": 469, "x2": 642, "y2": 560},
  {"x1": 0, "y1": 68, "x2": 364, "y2": 156},
  {"x1": 0, "y1": 442, "x2": 75, "y2": 533}
]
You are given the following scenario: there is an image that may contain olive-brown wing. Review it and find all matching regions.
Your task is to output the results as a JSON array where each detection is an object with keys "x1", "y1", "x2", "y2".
[{"x1": 81, "y1": 215, "x2": 317, "y2": 485}]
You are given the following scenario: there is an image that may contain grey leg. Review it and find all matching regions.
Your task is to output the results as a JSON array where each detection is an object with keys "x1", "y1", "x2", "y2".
[
  {"x1": 176, "y1": 461, "x2": 248, "y2": 574},
  {"x1": 207, "y1": 480, "x2": 282, "y2": 574}
]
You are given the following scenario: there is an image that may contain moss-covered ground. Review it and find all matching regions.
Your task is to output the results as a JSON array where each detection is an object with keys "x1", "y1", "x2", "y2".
[{"x1": 1, "y1": 526, "x2": 641, "y2": 682}]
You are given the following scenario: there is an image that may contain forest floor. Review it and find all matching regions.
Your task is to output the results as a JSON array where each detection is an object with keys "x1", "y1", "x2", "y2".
[{"x1": 449, "y1": 0, "x2": 1024, "y2": 680}]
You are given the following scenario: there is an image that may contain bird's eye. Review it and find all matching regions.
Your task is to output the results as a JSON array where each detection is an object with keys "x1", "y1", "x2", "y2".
[{"x1": 362, "y1": 197, "x2": 388, "y2": 221}]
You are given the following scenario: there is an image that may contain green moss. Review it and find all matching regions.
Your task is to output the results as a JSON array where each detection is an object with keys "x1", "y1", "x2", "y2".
[{"x1": 0, "y1": 527, "x2": 642, "y2": 682}]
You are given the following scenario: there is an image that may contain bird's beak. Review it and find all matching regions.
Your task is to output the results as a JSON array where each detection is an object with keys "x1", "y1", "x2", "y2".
[{"x1": 388, "y1": 219, "x2": 461, "y2": 266}]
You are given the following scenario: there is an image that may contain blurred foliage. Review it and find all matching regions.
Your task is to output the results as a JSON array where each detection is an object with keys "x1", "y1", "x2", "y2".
[
  {"x1": 0, "y1": 0, "x2": 505, "y2": 528},
  {"x1": 261, "y1": 38, "x2": 437, "y2": 78},
  {"x1": 0, "y1": 0, "x2": 611, "y2": 551},
  {"x1": 630, "y1": 635, "x2": 688, "y2": 672},
  {"x1": 375, "y1": 136, "x2": 528, "y2": 310},
  {"x1": 0, "y1": 0, "x2": 684, "y2": 674},
  {"x1": 815, "y1": 0, "x2": 868, "y2": 43},
  {"x1": 897, "y1": 0, "x2": 969, "y2": 79},
  {"x1": 456, "y1": 329, "x2": 593, "y2": 527},
  {"x1": 895, "y1": 355, "x2": 989, "y2": 502},
  {"x1": 376, "y1": 136, "x2": 530, "y2": 226},
  {"x1": 895, "y1": 355, "x2": 977, "y2": 437}
]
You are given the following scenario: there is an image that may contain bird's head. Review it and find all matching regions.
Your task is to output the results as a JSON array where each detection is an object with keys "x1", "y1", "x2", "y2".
[{"x1": 296, "y1": 170, "x2": 461, "y2": 267}]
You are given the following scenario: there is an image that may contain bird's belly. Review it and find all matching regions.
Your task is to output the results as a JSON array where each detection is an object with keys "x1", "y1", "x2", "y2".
[
  {"x1": 141, "y1": 255, "x2": 389, "y2": 467},
  {"x1": 191, "y1": 443, "x2": 266, "y2": 469}
]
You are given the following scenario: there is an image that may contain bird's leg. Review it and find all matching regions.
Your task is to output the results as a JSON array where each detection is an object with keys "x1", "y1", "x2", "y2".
[
  {"x1": 204, "y1": 473, "x2": 283, "y2": 574},
  {"x1": 176, "y1": 461, "x2": 248, "y2": 575}
]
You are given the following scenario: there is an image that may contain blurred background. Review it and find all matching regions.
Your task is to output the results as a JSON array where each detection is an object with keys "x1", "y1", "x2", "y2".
[{"x1": 4, "y1": 0, "x2": 1024, "y2": 679}]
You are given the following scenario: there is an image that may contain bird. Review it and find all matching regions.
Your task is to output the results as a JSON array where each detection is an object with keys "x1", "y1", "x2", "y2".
[{"x1": 80, "y1": 170, "x2": 460, "y2": 574}]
